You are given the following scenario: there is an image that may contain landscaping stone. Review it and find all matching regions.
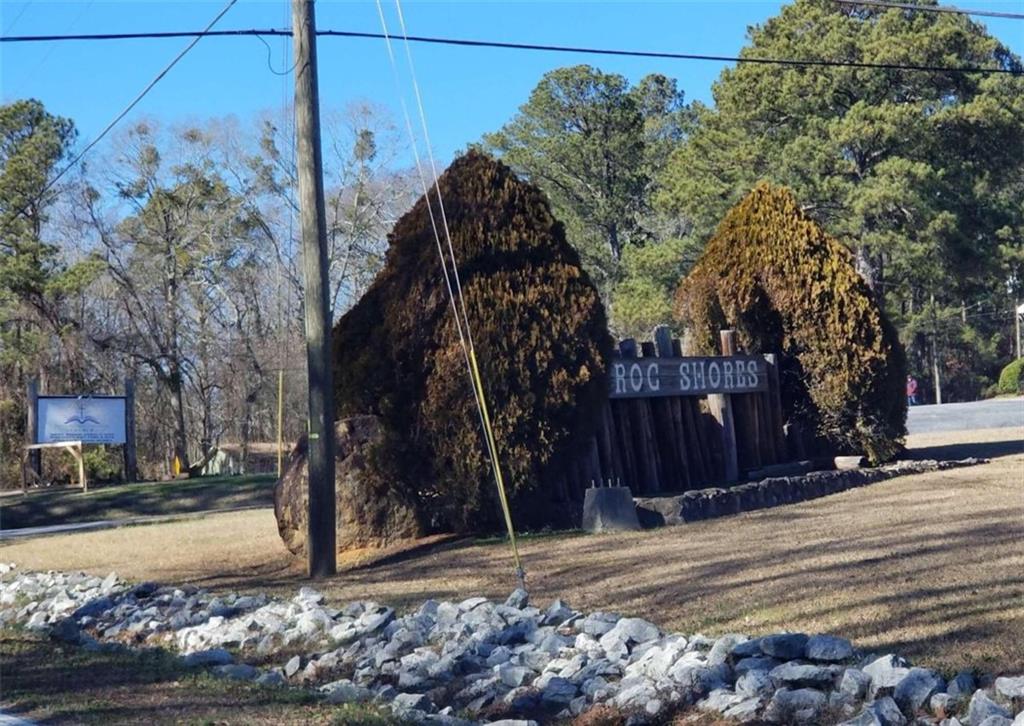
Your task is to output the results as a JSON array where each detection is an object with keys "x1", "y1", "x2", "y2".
[
  {"x1": 996, "y1": 677, "x2": 1024, "y2": 701},
  {"x1": 894, "y1": 667, "x2": 946, "y2": 716},
  {"x1": 969, "y1": 690, "x2": 1012, "y2": 724},
  {"x1": 806, "y1": 634, "x2": 855, "y2": 662},
  {"x1": 707, "y1": 633, "x2": 748, "y2": 666},
  {"x1": 931, "y1": 692, "x2": 961, "y2": 719},
  {"x1": 212, "y1": 663, "x2": 260, "y2": 680},
  {"x1": 770, "y1": 662, "x2": 839, "y2": 689},
  {"x1": 2, "y1": 565, "x2": 1022, "y2": 726},
  {"x1": 948, "y1": 672, "x2": 977, "y2": 699},
  {"x1": 759, "y1": 633, "x2": 809, "y2": 660},
  {"x1": 763, "y1": 687, "x2": 827, "y2": 724},
  {"x1": 841, "y1": 668, "x2": 873, "y2": 701},
  {"x1": 864, "y1": 655, "x2": 911, "y2": 698}
]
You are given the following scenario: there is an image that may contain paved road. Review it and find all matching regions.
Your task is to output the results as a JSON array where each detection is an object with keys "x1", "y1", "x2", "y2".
[
  {"x1": 0, "y1": 505, "x2": 268, "y2": 543},
  {"x1": 907, "y1": 396, "x2": 1024, "y2": 435}
]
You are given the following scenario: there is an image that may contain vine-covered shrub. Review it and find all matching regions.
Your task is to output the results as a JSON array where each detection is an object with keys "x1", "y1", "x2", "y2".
[
  {"x1": 997, "y1": 358, "x2": 1024, "y2": 395},
  {"x1": 675, "y1": 182, "x2": 907, "y2": 463},
  {"x1": 332, "y1": 150, "x2": 611, "y2": 536}
]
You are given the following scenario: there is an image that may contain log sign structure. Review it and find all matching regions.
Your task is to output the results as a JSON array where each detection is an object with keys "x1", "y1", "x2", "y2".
[{"x1": 610, "y1": 355, "x2": 768, "y2": 399}]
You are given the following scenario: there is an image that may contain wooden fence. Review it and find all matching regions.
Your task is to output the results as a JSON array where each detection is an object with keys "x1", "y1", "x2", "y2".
[{"x1": 558, "y1": 326, "x2": 788, "y2": 500}]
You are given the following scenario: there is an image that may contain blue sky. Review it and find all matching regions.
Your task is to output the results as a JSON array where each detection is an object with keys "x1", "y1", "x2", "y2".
[{"x1": 2, "y1": 0, "x2": 1023, "y2": 164}]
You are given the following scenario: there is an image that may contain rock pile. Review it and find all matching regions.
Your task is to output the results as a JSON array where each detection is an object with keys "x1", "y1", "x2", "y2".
[
  {"x1": 1, "y1": 563, "x2": 1021, "y2": 726},
  {"x1": 635, "y1": 458, "x2": 982, "y2": 526}
]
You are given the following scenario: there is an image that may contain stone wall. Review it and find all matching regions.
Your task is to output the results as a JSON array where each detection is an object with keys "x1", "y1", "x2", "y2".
[{"x1": 634, "y1": 459, "x2": 982, "y2": 527}]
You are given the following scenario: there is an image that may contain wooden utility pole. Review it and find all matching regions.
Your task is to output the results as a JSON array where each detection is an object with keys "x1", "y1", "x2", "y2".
[
  {"x1": 123, "y1": 378, "x2": 138, "y2": 482},
  {"x1": 292, "y1": 0, "x2": 336, "y2": 578}
]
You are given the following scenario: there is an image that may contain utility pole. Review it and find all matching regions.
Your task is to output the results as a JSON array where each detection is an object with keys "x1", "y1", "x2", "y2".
[{"x1": 292, "y1": 0, "x2": 336, "y2": 578}]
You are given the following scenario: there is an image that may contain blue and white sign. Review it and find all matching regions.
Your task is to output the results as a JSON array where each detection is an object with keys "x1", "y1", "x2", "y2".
[{"x1": 37, "y1": 396, "x2": 126, "y2": 444}]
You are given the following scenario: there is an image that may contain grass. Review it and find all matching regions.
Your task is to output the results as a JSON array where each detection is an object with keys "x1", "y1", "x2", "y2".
[
  {"x1": 0, "y1": 628, "x2": 401, "y2": 725},
  {"x1": 0, "y1": 473, "x2": 276, "y2": 531},
  {"x1": 2, "y1": 428, "x2": 1022, "y2": 678}
]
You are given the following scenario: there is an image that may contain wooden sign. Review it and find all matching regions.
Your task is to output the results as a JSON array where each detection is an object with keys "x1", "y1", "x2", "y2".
[{"x1": 609, "y1": 355, "x2": 768, "y2": 399}]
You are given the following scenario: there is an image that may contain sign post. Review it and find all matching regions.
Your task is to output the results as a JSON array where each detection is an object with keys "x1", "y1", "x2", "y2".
[{"x1": 25, "y1": 379, "x2": 41, "y2": 485}]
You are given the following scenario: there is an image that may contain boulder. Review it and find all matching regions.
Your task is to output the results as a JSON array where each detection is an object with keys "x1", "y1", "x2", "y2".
[{"x1": 273, "y1": 416, "x2": 421, "y2": 554}]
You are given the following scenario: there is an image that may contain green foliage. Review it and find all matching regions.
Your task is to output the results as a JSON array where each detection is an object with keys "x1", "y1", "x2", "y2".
[
  {"x1": 481, "y1": 65, "x2": 689, "y2": 297},
  {"x1": 333, "y1": 151, "x2": 611, "y2": 533},
  {"x1": 609, "y1": 237, "x2": 696, "y2": 339},
  {"x1": 675, "y1": 183, "x2": 907, "y2": 463},
  {"x1": 658, "y1": 0, "x2": 1024, "y2": 398},
  {"x1": 997, "y1": 358, "x2": 1024, "y2": 395},
  {"x1": 82, "y1": 446, "x2": 122, "y2": 482}
]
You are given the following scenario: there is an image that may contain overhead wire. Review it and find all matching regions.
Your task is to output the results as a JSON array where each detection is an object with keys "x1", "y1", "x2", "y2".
[
  {"x1": 834, "y1": 0, "x2": 1024, "y2": 20},
  {"x1": 2, "y1": 27, "x2": 1020, "y2": 75},
  {"x1": 2, "y1": 0, "x2": 32, "y2": 35},
  {"x1": 2, "y1": 0, "x2": 239, "y2": 232}
]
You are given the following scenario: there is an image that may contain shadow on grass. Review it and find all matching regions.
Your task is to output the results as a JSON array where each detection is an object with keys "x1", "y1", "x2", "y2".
[
  {"x1": 904, "y1": 438, "x2": 1024, "y2": 462},
  {"x1": 0, "y1": 473, "x2": 277, "y2": 531},
  {"x1": 0, "y1": 628, "x2": 396, "y2": 725}
]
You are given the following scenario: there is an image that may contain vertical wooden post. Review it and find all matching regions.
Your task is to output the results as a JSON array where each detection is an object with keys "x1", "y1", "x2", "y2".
[
  {"x1": 123, "y1": 378, "x2": 138, "y2": 482},
  {"x1": 26, "y1": 379, "x2": 40, "y2": 484},
  {"x1": 707, "y1": 330, "x2": 739, "y2": 482},
  {"x1": 763, "y1": 354, "x2": 787, "y2": 461},
  {"x1": 293, "y1": 0, "x2": 337, "y2": 577}
]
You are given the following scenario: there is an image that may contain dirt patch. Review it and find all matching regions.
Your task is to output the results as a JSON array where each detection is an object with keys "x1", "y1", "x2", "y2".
[{"x1": 3, "y1": 427, "x2": 1021, "y2": 675}]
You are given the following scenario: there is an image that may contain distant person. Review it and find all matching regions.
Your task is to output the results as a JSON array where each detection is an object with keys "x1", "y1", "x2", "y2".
[{"x1": 906, "y1": 375, "x2": 918, "y2": 406}]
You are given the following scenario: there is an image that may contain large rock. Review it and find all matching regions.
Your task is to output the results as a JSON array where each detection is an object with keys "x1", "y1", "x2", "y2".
[{"x1": 274, "y1": 416, "x2": 421, "y2": 554}]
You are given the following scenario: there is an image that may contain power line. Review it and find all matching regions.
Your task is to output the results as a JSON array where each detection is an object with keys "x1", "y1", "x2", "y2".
[
  {"x1": 4, "y1": 0, "x2": 238, "y2": 231},
  {"x1": 835, "y1": 0, "x2": 1024, "y2": 20},
  {"x1": 2, "y1": 27, "x2": 1020, "y2": 75}
]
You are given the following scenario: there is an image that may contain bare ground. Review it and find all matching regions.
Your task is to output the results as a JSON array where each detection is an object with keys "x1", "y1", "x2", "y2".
[{"x1": 2, "y1": 427, "x2": 1022, "y2": 675}]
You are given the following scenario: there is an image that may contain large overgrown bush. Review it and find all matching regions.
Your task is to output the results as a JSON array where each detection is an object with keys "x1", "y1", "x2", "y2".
[
  {"x1": 332, "y1": 151, "x2": 611, "y2": 535},
  {"x1": 675, "y1": 182, "x2": 907, "y2": 463},
  {"x1": 997, "y1": 358, "x2": 1024, "y2": 395}
]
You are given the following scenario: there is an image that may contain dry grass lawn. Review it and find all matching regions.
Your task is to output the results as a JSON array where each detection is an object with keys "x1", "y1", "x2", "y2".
[{"x1": 3, "y1": 427, "x2": 1022, "y2": 675}]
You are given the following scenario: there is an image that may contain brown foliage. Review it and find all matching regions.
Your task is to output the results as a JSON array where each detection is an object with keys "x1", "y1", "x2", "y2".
[
  {"x1": 332, "y1": 150, "x2": 611, "y2": 534},
  {"x1": 675, "y1": 182, "x2": 906, "y2": 463}
]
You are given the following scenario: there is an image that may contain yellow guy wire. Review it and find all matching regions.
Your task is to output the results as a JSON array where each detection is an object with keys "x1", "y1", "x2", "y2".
[
  {"x1": 376, "y1": 0, "x2": 525, "y2": 589},
  {"x1": 391, "y1": 0, "x2": 524, "y2": 588}
]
